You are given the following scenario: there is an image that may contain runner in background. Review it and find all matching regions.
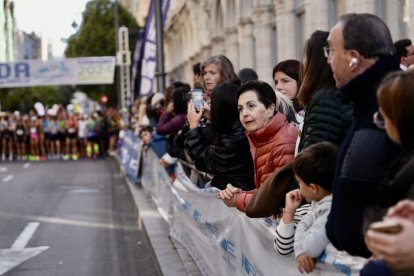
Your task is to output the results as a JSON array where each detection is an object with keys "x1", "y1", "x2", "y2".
[
  {"x1": 1, "y1": 112, "x2": 15, "y2": 161},
  {"x1": 48, "y1": 116, "x2": 61, "y2": 160},
  {"x1": 86, "y1": 113, "x2": 100, "y2": 159},
  {"x1": 77, "y1": 113, "x2": 88, "y2": 159},
  {"x1": 65, "y1": 113, "x2": 78, "y2": 160},
  {"x1": 29, "y1": 116, "x2": 40, "y2": 161},
  {"x1": 14, "y1": 113, "x2": 27, "y2": 161}
]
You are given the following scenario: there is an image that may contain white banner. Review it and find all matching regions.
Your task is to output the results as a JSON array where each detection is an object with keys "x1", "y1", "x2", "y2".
[
  {"x1": 140, "y1": 149, "x2": 366, "y2": 276},
  {"x1": 0, "y1": 56, "x2": 115, "y2": 88}
]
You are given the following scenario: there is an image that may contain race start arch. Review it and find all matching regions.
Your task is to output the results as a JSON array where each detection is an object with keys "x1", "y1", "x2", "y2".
[{"x1": 0, "y1": 56, "x2": 115, "y2": 88}]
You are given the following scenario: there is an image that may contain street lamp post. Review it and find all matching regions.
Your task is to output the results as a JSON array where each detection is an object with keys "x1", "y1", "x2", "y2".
[{"x1": 154, "y1": 0, "x2": 165, "y2": 94}]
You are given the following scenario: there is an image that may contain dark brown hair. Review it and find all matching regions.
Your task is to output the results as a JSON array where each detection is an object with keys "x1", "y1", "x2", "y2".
[
  {"x1": 298, "y1": 30, "x2": 336, "y2": 106},
  {"x1": 272, "y1": 59, "x2": 303, "y2": 91},
  {"x1": 377, "y1": 70, "x2": 414, "y2": 148},
  {"x1": 293, "y1": 142, "x2": 338, "y2": 191}
]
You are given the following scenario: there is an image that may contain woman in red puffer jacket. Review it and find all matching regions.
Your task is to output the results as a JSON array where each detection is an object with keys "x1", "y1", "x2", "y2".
[{"x1": 219, "y1": 80, "x2": 298, "y2": 212}]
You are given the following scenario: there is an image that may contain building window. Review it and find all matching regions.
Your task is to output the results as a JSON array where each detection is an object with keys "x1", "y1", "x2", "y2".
[
  {"x1": 294, "y1": 0, "x2": 305, "y2": 58},
  {"x1": 402, "y1": 0, "x2": 410, "y2": 37}
]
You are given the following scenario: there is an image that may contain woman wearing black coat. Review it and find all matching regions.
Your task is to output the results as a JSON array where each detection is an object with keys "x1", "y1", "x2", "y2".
[{"x1": 185, "y1": 82, "x2": 255, "y2": 191}]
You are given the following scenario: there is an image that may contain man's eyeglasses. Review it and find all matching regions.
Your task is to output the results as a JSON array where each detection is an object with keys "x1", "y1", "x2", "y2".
[
  {"x1": 323, "y1": 46, "x2": 346, "y2": 58},
  {"x1": 373, "y1": 111, "x2": 385, "y2": 129}
]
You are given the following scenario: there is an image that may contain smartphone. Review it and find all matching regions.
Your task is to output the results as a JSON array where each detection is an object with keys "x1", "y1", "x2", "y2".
[
  {"x1": 191, "y1": 89, "x2": 204, "y2": 112},
  {"x1": 368, "y1": 220, "x2": 402, "y2": 234}
]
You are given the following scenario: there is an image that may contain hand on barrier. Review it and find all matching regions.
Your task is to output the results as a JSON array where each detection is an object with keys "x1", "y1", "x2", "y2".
[
  {"x1": 217, "y1": 184, "x2": 240, "y2": 208},
  {"x1": 296, "y1": 253, "x2": 316, "y2": 273}
]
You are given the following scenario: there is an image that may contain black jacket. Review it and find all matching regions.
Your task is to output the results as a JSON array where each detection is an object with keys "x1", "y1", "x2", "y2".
[
  {"x1": 326, "y1": 55, "x2": 400, "y2": 257},
  {"x1": 185, "y1": 121, "x2": 255, "y2": 191},
  {"x1": 378, "y1": 145, "x2": 414, "y2": 207},
  {"x1": 298, "y1": 86, "x2": 353, "y2": 152}
]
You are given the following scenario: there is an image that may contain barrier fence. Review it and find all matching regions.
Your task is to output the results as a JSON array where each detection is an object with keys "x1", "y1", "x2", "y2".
[{"x1": 119, "y1": 130, "x2": 366, "y2": 276}]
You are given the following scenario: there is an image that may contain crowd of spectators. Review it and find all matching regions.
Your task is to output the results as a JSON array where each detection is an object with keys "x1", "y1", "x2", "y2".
[{"x1": 124, "y1": 12, "x2": 414, "y2": 275}]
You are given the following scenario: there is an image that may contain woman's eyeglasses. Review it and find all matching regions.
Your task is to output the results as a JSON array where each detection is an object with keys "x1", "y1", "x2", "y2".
[{"x1": 373, "y1": 111, "x2": 385, "y2": 129}]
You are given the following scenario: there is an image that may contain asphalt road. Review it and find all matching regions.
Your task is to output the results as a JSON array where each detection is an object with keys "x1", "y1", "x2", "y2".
[{"x1": 0, "y1": 158, "x2": 159, "y2": 276}]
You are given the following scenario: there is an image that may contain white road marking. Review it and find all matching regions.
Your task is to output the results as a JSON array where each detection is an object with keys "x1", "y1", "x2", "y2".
[
  {"x1": 0, "y1": 246, "x2": 49, "y2": 275},
  {"x1": 11, "y1": 222, "x2": 40, "y2": 249},
  {"x1": 0, "y1": 222, "x2": 49, "y2": 275},
  {"x1": 23, "y1": 163, "x2": 30, "y2": 169},
  {"x1": 0, "y1": 167, "x2": 7, "y2": 172},
  {"x1": 2, "y1": 175, "x2": 13, "y2": 183}
]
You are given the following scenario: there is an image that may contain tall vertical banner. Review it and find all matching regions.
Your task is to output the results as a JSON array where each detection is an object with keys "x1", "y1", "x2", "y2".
[
  {"x1": 130, "y1": 29, "x2": 145, "y2": 100},
  {"x1": 138, "y1": 0, "x2": 170, "y2": 96}
]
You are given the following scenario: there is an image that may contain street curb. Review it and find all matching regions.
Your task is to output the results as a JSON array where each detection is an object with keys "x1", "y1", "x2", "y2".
[{"x1": 112, "y1": 157, "x2": 199, "y2": 276}]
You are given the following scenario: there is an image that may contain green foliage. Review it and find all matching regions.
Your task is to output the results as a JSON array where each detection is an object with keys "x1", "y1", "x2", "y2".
[
  {"x1": 65, "y1": 0, "x2": 140, "y2": 107},
  {"x1": 0, "y1": 86, "x2": 72, "y2": 113},
  {"x1": 2, "y1": 0, "x2": 140, "y2": 112}
]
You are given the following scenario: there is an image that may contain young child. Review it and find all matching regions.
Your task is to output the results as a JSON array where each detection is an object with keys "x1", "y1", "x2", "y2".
[
  {"x1": 138, "y1": 125, "x2": 154, "y2": 150},
  {"x1": 275, "y1": 142, "x2": 337, "y2": 273}
]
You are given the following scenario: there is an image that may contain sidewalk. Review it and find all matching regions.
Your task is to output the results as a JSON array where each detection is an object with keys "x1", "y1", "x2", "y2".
[{"x1": 117, "y1": 158, "x2": 201, "y2": 276}]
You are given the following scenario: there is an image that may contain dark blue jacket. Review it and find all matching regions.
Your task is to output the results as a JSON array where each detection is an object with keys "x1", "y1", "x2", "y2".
[{"x1": 326, "y1": 55, "x2": 400, "y2": 257}]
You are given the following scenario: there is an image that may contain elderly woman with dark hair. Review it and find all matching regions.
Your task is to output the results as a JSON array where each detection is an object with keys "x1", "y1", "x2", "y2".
[
  {"x1": 218, "y1": 80, "x2": 298, "y2": 211},
  {"x1": 185, "y1": 82, "x2": 255, "y2": 191}
]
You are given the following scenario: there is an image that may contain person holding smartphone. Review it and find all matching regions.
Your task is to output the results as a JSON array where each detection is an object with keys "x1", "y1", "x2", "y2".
[
  {"x1": 362, "y1": 200, "x2": 414, "y2": 275},
  {"x1": 360, "y1": 70, "x2": 414, "y2": 275},
  {"x1": 374, "y1": 70, "x2": 414, "y2": 207}
]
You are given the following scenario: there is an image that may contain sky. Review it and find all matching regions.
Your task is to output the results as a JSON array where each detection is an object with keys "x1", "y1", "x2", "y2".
[{"x1": 13, "y1": 0, "x2": 91, "y2": 58}]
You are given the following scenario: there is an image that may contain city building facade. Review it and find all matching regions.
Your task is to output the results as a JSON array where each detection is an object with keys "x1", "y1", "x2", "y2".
[
  {"x1": 163, "y1": 0, "x2": 414, "y2": 86},
  {"x1": 14, "y1": 31, "x2": 42, "y2": 60},
  {"x1": 0, "y1": 0, "x2": 15, "y2": 62}
]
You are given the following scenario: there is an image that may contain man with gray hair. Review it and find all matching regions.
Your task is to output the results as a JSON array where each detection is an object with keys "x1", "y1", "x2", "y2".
[{"x1": 324, "y1": 13, "x2": 400, "y2": 257}]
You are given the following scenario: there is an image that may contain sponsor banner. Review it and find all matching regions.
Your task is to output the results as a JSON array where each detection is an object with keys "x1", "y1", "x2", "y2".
[
  {"x1": 141, "y1": 148, "x2": 173, "y2": 221},
  {"x1": 0, "y1": 56, "x2": 115, "y2": 88},
  {"x1": 140, "y1": 148, "x2": 366, "y2": 275},
  {"x1": 118, "y1": 130, "x2": 141, "y2": 183}
]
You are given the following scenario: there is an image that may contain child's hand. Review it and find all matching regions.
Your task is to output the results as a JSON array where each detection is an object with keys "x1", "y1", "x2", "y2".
[
  {"x1": 285, "y1": 189, "x2": 302, "y2": 212},
  {"x1": 296, "y1": 254, "x2": 316, "y2": 273}
]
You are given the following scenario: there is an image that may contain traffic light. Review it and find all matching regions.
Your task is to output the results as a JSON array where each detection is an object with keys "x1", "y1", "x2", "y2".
[{"x1": 100, "y1": 95, "x2": 108, "y2": 104}]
